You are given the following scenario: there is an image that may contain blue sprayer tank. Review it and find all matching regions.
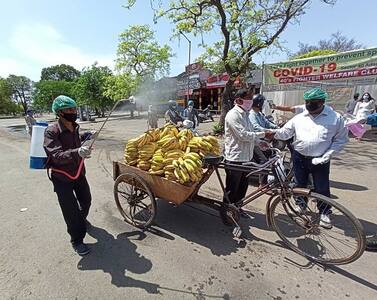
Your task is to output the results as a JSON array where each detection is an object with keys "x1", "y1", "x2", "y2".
[{"x1": 29, "y1": 121, "x2": 48, "y2": 169}]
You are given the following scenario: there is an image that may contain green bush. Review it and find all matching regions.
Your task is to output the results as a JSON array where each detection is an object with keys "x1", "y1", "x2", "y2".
[{"x1": 212, "y1": 122, "x2": 224, "y2": 135}]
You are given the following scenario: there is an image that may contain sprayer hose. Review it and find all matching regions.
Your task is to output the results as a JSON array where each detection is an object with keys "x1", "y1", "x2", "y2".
[{"x1": 50, "y1": 159, "x2": 85, "y2": 181}]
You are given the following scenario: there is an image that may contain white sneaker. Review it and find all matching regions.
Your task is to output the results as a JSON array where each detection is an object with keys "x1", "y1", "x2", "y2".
[{"x1": 319, "y1": 213, "x2": 332, "y2": 229}]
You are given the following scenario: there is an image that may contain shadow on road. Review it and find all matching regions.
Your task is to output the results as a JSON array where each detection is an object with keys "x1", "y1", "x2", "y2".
[
  {"x1": 330, "y1": 180, "x2": 368, "y2": 191},
  {"x1": 77, "y1": 226, "x2": 159, "y2": 294}
]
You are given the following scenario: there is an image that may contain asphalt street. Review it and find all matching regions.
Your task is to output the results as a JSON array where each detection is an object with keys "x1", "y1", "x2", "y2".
[{"x1": 1, "y1": 115, "x2": 377, "y2": 300}]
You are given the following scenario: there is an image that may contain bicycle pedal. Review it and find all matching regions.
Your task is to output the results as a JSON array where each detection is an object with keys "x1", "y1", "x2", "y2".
[{"x1": 233, "y1": 226, "x2": 242, "y2": 238}]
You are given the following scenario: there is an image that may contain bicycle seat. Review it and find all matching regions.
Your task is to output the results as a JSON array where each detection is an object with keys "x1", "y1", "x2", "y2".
[{"x1": 202, "y1": 155, "x2": 223, "y2": 166}]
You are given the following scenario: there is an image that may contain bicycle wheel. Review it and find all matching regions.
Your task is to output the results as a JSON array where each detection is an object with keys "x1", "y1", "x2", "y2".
[
  {"x1": 269, "y1": 191, "x2": 365, "y2": 265},
  {"x1": 114, "y1": 173, "x2": 157, "y2": 229}
]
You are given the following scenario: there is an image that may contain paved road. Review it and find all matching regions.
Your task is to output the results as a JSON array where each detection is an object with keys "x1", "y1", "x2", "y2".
[{"x1": 1, "y1": 116, "x2": 377, "y2": 299}]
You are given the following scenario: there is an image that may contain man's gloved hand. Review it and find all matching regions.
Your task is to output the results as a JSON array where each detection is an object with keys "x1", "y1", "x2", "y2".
[
  {"x1": 312, "y1": 150, "x2": 334, "y2": 165},
  {"x1": 78, "y1": 146, "x2": 92, "y2": 159},
  {"x1": 82, "y1": 130, "x2": 98, "y2": 141}
]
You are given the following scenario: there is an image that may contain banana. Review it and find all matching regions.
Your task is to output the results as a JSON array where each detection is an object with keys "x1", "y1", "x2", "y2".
[
  {"x1": 185, "y1": 158, "x2": 199, "y2": 170},
  {"x1": 178, "y1": 166, "x2": 190, "y2": 182},
  {"x1": 172, "y1": 159, "x2": 180, "y2": 168},
  {"x1": 164, "y1": 164, "x2": 175, "y2": 171},
  {"x1": 184, "y1": 152, "x2": 201, "y2": 161},
  {"x1": 183, "y1": 160, "x2": 195, "y2": 173},
  {"x1": 149, "y1": 170, "x2": 165, "y2": 175}
]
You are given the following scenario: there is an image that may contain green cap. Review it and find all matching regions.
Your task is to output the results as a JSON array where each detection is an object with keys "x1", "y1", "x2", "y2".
[
  {"x1": 303, "y1": 88, "x2": 328, "y2": 101},
  {"x1": 52, "y1": 95, "x2": 77, "y2": 113}
]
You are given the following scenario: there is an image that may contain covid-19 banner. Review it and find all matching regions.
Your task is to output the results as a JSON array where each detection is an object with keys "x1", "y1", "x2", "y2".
[{"x1": 263, "y1": 47, "x2": 377, "y2": 91}]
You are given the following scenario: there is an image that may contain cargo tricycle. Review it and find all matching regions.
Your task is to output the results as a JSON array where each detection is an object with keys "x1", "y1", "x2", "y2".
[{"x1": 113, "y1": 149, "x2": 365, "y2": 265}]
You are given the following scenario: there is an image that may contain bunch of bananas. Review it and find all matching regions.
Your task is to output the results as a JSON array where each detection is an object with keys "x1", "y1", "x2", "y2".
[
  {"x1": 124, "y1": 123, "x2": 221, "y2": 185},
  {"x1": 171, "y1": 152, "x2": 203, "y2": 184},
  {"x1": 160, "y1": 123, "x2": 179, "y2": 139},
  {"x1": 124, "y1": 138, "x2": 138, "y2": 166},
  {"x1": 188, "y1": 136, "x2": 221, "y2": 157},
  {"x1": 177, "y1": 129, "x2": 194, "y2": 151},
  {"x1": 137, "y1": 142, "x2": 157, "y2": 171}
]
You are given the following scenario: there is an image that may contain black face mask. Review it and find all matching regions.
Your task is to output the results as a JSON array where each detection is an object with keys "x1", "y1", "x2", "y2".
[
  {"x1": 61, "y1": 112, "x2": 77, "y2": 123},
  {"x1": 305, "y1": 102, "x2": 322, "y2": 112}
]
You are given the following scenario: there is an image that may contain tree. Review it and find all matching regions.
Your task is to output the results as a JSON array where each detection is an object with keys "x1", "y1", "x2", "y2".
[
  {"x1": 33, "y1": 80, "x2": 75, "y2": 111},
  {"x1": 41, "y1": 64, "x2": 81, "y2": 81},
  {"x1": 0, "y1": 78, "x2": 21, "y2": 115},
  {"x1": 292, "y1": 49, "x2": 337, "y2": 60},
  {"x1": 6, "y1": 75, "x2": 33, "y2": 114},
  {"x1": 116, "y1": 25, "x2": 172, "y2": 80},
  {"x1": 73, "y1": 63, "x2": 113, "y2": 117},
  {"x1": 126, "y1": 0, "x2": 336, "y2": 126},
  {"x1": 292, "y1": 31, "x2": 364, "y2": 58},
  {"x1": 103, "y1": 73, "x2": 139, "y2": 101}
]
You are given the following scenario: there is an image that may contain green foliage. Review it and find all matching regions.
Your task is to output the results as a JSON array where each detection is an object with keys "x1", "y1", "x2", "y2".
[
  {"x1": 103, "y1": 73, "x2": 139, "y2": 101},
  {"x1": 33, "y1": 80, "x2": 75, "y2": 111},
  {"x1": 41, "y1": 64, "x2": 80, "y2": 81},
  {"x1": 212, "y1": 122, "x2": 224, "y2": 135},
  {"x1": 6, "y1": 75, "x2": 33, "y2": 113},
  {"x1": 292, "y1": 49, "x2": 337, "y2": 59},
  {"x1": 116, "y1": 24, "x2": 172, "y2": 79},
  {"x1": 73, "y1": 63, "x2": 113, "y2": 116},
  {"x1": 0, "y1": 77, "x2": 22, "y2": 115}
]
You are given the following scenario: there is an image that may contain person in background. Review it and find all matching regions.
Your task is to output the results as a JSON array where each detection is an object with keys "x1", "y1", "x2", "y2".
[
  {"x1": 44, "y1": 95, "x2": 94, "y2": 256},
  {"x1": 249, "y1": 94, "x2": 279, "y2": 132},
  {"x1": 224, "y1": 88, "x2": 274, "y2": 207},
  {"x1": 249, "y1": 94, "x2": 279, "y2": 186},
  {"x1": 345, "y1": 93, "x2": 359, "y2": 114},
  {"x1": 202, "y1": 104, "x2": 214, "y2": 121},
  {"x1": 147, "y1": 105, "x2": 158, "y2": 129},
  {"x1": 165, "y1": 100, "x2": 184, "y2": 125},
  {"x1": 24, "y1": 109, "x2": 36, "y2": 137},
  {"x1": 183, "y1": 100, "x2": 199, "y2": 128},
  {"x1": 272, "y1": 88, "x2": 348, "y2": 229},
  {"x1": 352, "y1": 92, "x2": 375, "y2": 122}
]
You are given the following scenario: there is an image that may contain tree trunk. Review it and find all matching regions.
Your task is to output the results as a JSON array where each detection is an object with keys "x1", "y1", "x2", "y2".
[{"x1": 219, "y1": 79, "x2": 235, "y2": 128}]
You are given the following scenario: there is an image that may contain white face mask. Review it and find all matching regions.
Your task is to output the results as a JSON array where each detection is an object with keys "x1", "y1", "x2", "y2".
[{"x1": 362, "y1": 95, "x2": 370, "y2": 101}]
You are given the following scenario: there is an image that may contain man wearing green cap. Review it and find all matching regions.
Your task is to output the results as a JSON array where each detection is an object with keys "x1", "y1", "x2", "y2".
[
  {"x1": 44, "y1": 95, "x2": 94, "y2": 256},
  {"x1": 272, "y1": 88, "x2": 348, "y2": 229}
]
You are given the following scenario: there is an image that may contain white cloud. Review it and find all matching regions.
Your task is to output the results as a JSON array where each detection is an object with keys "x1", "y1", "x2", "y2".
[{"x1": 0, "y1": 23, "x2": 114, "y2": 80}]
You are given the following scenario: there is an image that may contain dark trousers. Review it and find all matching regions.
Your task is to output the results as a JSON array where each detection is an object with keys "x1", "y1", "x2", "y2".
[
  {"x1": 52, "y1": 175, "x2": 92, "y2": 245},
  {"x1": 224, "y1": 161, "x2": 249, "y2": 205},
  {"x1": 253, "y1": 146, "x2": 268, "y2": 185},
  {"x1": 293, "y1": 151, "x2": 331, "y2": 213}
]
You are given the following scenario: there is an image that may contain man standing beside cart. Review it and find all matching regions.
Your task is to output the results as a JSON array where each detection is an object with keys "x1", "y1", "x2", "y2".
[
  {"x1": 165, "y1": 100, "x2": 184, "y2": 125},
  {"x1": 44, "y1": 95, "x2": 94, "y2": 256},
  {"x1": 223, "y1": 89, "x2": 274, "y2": 207},
  {"x1": 272, "y1": 88, "x2": 348, "y2": 229}
]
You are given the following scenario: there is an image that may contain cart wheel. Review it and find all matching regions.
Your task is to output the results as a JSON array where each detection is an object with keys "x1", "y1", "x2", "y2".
[
  {"x1": 220, "y1": 203, "x2": 240, "y2": 226},
  {"x1": 114, "y1": 173, "x2": 156, "y2": 229}
]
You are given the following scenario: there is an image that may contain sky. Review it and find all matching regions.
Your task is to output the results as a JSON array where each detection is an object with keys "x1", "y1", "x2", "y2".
[{"x1": 1, "y1": 0, "x2": 377, "y2": 81}]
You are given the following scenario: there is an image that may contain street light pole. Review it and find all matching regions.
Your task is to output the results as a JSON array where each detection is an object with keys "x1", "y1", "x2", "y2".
[{"x1": 180, "y1": 31, "x2": 191, "y2": 105}]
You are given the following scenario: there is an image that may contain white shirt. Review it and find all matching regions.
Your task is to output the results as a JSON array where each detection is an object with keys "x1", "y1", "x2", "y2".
[
  {"x1": 274, "y1": 105, "x2": 348, "y2": 157},
  {"x1": 353, "y1": 99, "x2": 376, "y2": 122},
  {"x1": 224, "y1": 105, "x2": 265, "y2": 162}
]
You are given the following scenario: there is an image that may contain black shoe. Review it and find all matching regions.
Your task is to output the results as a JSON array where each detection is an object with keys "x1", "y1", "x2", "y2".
[
  {"x1": 73, "y1": 243, "x2": 90, "y2": 256},
  {"x1": 366, "y1": 235, "x2": 377, "y2": 252}
]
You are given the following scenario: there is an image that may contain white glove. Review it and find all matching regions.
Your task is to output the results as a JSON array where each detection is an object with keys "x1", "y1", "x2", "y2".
[
  {"x1": 89, "y1": 130, "x2": 98, "y2": 140},
  {"x1": 78, "y1": 146, "x2": 92, "y2": 159},
  {"x1": 312, "y1": 150, "x2": 334, "y2": 165}
]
